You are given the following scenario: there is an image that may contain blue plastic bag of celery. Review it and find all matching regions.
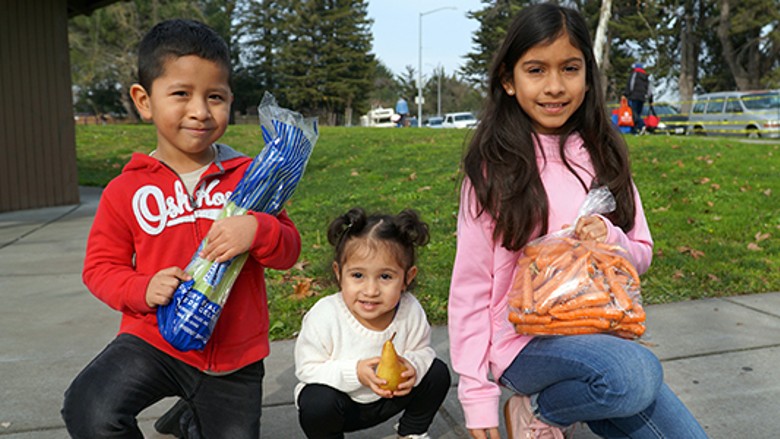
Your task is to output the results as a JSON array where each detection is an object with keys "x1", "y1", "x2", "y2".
[{"x1": 157, "y1": 93, "x2": 318, "y2": 351}]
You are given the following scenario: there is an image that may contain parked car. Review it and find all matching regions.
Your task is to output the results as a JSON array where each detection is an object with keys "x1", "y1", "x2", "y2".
[
  {"x1": 442, "y1": 112, "x2": 478, "y2": 129},
  {"x1": 641, "y1": 103, "x2": 688, "y2": 135},
  {"x1": 687, "y1": 90, "x2": 780, "y2": 138},
  {"x1": 424, "y1": 116, "x2": 444, "y2": 128}
]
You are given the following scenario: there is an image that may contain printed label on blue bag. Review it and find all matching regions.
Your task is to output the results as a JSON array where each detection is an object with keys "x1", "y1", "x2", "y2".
[{"x1": 157, "y1": 280, "x2": 223, "y2": 352}]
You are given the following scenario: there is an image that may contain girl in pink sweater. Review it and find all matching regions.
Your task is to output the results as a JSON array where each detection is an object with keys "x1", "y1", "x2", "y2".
[{"x1": 448, "y1": 4, "x2": 707, "y2": 439}]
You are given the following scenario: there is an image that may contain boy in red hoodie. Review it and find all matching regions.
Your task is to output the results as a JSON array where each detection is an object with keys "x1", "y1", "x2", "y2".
[{"x1": 61, "y1": 19, "x2": 301, "y2": 439}]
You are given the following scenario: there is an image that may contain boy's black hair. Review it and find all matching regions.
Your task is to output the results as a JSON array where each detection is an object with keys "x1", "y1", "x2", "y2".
[
  {"x1": 137, "y1": 19, "x2": 231, "y2": 93},
  {"x1": 327, "y1": 207, "x2": 430, "y2": 291}
]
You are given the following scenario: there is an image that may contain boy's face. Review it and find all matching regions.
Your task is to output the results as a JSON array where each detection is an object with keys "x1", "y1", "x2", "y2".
[{"x1": 131, "y1": 55, "x2": 232, "y2": 167}]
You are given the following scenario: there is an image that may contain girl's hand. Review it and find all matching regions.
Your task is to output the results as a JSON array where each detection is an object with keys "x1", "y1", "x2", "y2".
[
  {"x1": 469, "y1": 427, "x2": 500, "y2": 438},
  {"x1": 389, "y1": 357, "x2": 416, "y2": 397},
  {"x1": 200, "y1": 215, "x2": 258, "y2": 263},
  {"x1": 574, "y1": 215, "x2": 608, "y2": 242},
  {"x1": 356, "y1": 357, "x2": 393, "y2": 398},
  {"x1": 146, "y1": 266, "x2": 191, "y2": 308}
]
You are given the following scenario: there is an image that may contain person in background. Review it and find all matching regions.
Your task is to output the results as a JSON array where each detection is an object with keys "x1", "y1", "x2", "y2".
[
  {"x1": 395, "y1": 97, "x2": 410, "y2": 127},
  {"x1": 624, "y1": 62, "x2": 652, "y2": 134}
]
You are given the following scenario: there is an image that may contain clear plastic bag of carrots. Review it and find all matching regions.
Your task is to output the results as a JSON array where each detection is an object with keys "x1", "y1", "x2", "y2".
[{"x1": 507, "y1": 187, "x2": 646, "y2": 339}]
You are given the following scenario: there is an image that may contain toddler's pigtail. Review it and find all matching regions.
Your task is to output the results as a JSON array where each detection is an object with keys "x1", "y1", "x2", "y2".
[
  {"x1": 327, "y1": 207, "x2": 366, "y2": 247},
  {"x1": 395, "y1": 209, "x2": 430, "y2": 248}
]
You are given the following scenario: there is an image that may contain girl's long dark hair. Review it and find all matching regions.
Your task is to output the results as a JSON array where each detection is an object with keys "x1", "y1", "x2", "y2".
[{"x1": 463, "y1": 3, "x2": 636, "y2": 251}]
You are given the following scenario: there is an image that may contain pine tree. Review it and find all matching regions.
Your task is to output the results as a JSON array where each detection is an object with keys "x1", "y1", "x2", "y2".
[
  {"x1": 232, "y1": 0, "x2": 291, "y2": 114},
  {"x1": 461, "y1": 0, "x2": 526, "y2": 88},
  {"x1": 275, "y1": 0, "x2": 374, "y2": 125}
]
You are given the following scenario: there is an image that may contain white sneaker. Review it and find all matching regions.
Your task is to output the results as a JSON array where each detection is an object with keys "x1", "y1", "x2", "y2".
[
  {"x1": 394, "y1": 422, "x2": 431, "y2": 439},
  {"x1": 504, "y1": 395, "x2": 575, "y2": 439}
]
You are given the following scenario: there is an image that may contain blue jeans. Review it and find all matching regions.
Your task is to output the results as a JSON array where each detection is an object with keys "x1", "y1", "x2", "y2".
[
  {"x1": 62, "y1": 334, "x2": 264, "y2": 439},
  {"x1": 500, "y1": 335, "x2": 708, "y2": 438}
]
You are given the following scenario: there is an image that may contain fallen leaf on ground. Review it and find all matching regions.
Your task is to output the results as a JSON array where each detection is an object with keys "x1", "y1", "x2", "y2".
[
  {"x1": 747, "y1": 243, "x2": 762, "y2": 251},
  {"x1": 677, "y1": 246, "x2": 705, "y2": 259},
  {"x1": 291, "y1": 278, "x2": 315, "y2": 300},
  {"x1": 754, "y1": 232, "x2": 770, "y2": 242}
]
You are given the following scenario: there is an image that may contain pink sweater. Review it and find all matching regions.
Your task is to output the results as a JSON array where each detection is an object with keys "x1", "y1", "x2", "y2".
[{"x1": 447, "y1": 133, "x2": 653, "y2": 429}]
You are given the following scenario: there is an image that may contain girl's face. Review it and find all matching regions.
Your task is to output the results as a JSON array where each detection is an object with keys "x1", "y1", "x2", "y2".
[
  {"x1": 502, "y1": 33, "x2": 587, "y2": 134},
  {"x1": 334, "y1": 240, "x2": 417, "y2": 331}
]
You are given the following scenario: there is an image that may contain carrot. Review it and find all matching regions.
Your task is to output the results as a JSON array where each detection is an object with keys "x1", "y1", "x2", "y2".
[
  {"x1": 514, "y1": 324, "x2": 603, "y2": 336},
  {"x1": 551, "y1": 290, "x2": 611, "y2": 312},
  {"x1": 604, "y1": 265, "x2": 634, "y2": 311},
  {"x1": 549, "y1": 305, "x2": 624, "y2": 321},
  {"x1": 534, "y1": 252, "x2": 591, "y2": 314},
  {"x1": 547, "y1": 318, "x2": 612, "y2": 330},
  {"x1": 613, "y1": 322, "x2": 646, "y2": 338},
  {"x1": 519, "y1": 265, "x2": 533, "y2": 313},
  {"x1": 621, "y1": 304, "x2": 646, "y2": 323},
  {"x1": 508, "y1": 312, "x2": 553, "y2": 325},
  {"x1": 615, "y1": 259, "x2": 641, "y2": 285},
  {"x1": 534, "y1": 245, "x2": 575, "y2": 272},
  {"x1": 524, "y1": 240, "x2": 570, "y2": 258}
]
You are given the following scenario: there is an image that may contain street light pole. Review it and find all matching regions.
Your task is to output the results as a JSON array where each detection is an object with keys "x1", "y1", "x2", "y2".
[{"x1": 418, "y1": 6, "x2": 455, "y2": 127}]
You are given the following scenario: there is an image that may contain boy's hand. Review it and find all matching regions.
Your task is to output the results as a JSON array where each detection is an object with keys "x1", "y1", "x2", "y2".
[
  {"x1": 200, "y1": 215, "x2": 258, "y2": 263},
  {"x1": 574, "y1": 215, "x2": 608, "y2": 242},
  {"x1": 356, "y1": 357, "x2": 393, "y2": 398},
  {"x1": 146, "y1": 267, "x2": 191, "y2": 308},
  {"x1": 389, "y1": 357, "x2": 416, "y2": 397}
]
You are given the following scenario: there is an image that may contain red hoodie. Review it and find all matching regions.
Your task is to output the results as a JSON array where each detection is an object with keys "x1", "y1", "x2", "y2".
[{"x1": 83, "y1": 144, "x2": 301, "y2": 373}]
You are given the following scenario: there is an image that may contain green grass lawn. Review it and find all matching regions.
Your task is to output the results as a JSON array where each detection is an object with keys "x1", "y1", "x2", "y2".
[{"x1": 76, "y1": 124, "x2": 780, "y2": 340}]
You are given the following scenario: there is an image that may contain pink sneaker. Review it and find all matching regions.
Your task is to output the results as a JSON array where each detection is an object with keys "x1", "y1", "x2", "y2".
[{"x1": 504, "y1": 395, "x2": 572, "y2": 439}]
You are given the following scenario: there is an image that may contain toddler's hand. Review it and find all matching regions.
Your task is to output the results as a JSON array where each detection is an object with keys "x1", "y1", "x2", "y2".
[
  {"x1": 356, "y1": 357, "x2": 393, "y2": 398},
  {"x1": 146, "y1": 266, "x2": 191, "y2": 308},
  {"x1": 200, "y1": 215, "x2": 258, "y2": 263},
  {"x1": 574, "y1": 215, "x2": 608, "y2": 242},
  {"x1": 389, "y1": 357, "x2": 416, "y2": 397}
]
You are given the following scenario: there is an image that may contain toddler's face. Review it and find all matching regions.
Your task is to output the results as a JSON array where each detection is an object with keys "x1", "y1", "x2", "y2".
[
  {"x1": 134, "y1": 55, "x2": 232, "y2": 168},
  {"x1": 334, "y1": 242, "x2": 415, "y2": 331},
  {"x1": 502, "y1": 33, "x2": 587, "y2": 134}
]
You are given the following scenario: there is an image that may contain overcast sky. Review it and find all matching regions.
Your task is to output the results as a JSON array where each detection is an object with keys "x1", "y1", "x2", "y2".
[{"x1": 366, "y1": 0, "x2": 482, "y2": 79}]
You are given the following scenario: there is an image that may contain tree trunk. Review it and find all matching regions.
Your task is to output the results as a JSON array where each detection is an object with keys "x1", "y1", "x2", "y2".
[
  {"x1": 593, "y1": 0, "x2": 612, "y2": 69},
  {"x1": 717, "y1": 0, "x2": 751, "y2": 90},
  {"x1": 678, "y1": 0, "x2": 698, "y2": 113}
]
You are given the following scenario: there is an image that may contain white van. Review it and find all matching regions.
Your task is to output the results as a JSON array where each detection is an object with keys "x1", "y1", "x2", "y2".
[
  {"x1": 687, "y1": 90, "x2": 780, "y2": 138},
  {"x1": 442, "y1": 112, "x2": 478, "y2": 129}
]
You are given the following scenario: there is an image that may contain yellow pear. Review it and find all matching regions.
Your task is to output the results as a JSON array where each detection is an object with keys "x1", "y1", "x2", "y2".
[{"x1": 376, "y1": 332, "x2": 406, "y2": 391}]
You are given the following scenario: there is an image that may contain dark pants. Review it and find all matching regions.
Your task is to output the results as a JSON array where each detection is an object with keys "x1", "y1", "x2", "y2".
[
  {"x1": 628, "y1": 99, "x2": 645, "y2": 133},
  {"x1": 61, "y1": 334, "x2": 264, "y2": 439},
  {"x1": 297, "y1": 358, "x2": 450, "y2": 438}
]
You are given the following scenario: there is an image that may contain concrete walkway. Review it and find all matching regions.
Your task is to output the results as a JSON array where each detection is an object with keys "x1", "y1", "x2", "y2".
[{"x1": 1, "y1": 187, "x2": 779, "y2": 438}]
